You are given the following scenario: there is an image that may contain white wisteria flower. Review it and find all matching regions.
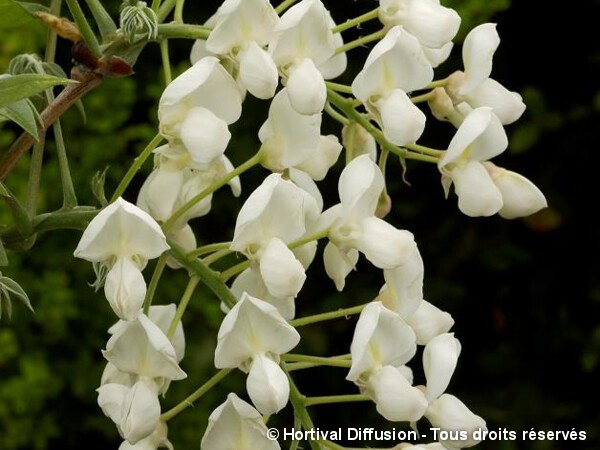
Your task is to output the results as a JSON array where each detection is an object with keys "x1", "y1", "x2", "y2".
[
  {"x1": 405, "y1": 300, "x2": 455, "y2": 345},
  {"x1": 352, "y1": 26, "x2": 433, "y2": 145},
  {"x1": 201, "y1": 393, "x2": 281, "y2": 450},
  {"x1": 347, "y1": 302, "x2": 427, "y2": 421},
  {"x1": 214, "y1": 294, "x2": 300, "y2": 414},
  {"x1": 321, "y1": 155, "x2": 417, "y2": 289},
  {"x1": 158, "y1": 56, "x2": 242, "y2": 166},
  {"x1": 74, "y1": 198, "x2": 169, "y2": 320},
  {"x1": 483, "y1": 162, "x2": 548, "y2": 219},
  {"x1": 445, "y1": 23, "x2": 526, "y2": 124},
  {"x1": 438, "y1": 107, "x2": 508, "y2": 217},
  {"x1": 423, "y1": 333, "x2": 461, "y2": 402},
  {"x1": 378, "y1": 0, "x2": 461, "y2": 67},
  {"x1": 230, "y1": 173, "x2": 319, "y2": 299},
  {"x1": 269, "y1": 0, "x2": 347, "y2": 114},
  {"x1": 118, "y1": 421, "x2": 173, "y2": 450},
  {"x1": 201, "y1": 0, "x2": 279, "y2": 99},
  {"x1": 425, "y1": 394, "x2": 487, "y2": 449}
]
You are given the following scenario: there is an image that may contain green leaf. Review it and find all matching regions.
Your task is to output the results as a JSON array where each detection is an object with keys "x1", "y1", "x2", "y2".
[
  {"x1": 0, "y1": 275, "x2": 34, "y2": 319},
  {"x1": 0, "y1": 73, "x2": 75, "y2": 109},
  {"x1": 0, "y1": 240, "x2": 7, "y2": 266},
  {"x1": 0, "y1": 183, "x2": 33, "y2": 237},
  {"x1": 0, "y1": 98, "x2": 40, "y2": 141},
  {"x1": 0, "y1": 0, "x2": 48, "y2": 29}
]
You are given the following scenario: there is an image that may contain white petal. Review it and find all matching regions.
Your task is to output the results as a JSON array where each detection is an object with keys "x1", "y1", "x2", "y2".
[
  {"x1": 425, "y1": 394, "x2": 487, "y2": 449},
  {"x1": 317, "y1": 10, "x2": 347, "y2": 79},
  {"x1": 269, "y1": 0, "x2": 336, "y2": 67},
  {"x1": 103, "y1": 314, "x2": 187, "y2": 380},
  {"x1": 214, "y1": 294, "x2": 300, "y2": 369},
  {"x1": 201, "y1": 393, "x2": 280, "y2": 450},
  {"x1": 231, "y1": 174, "x2": 312, "y2": 252},
  {"x1": 120, "y1": 380, "x2": 161, "y2": 445},
  {"x1": 259, "y1": 237, "x2": 306, "y2": 298},
  {"x1": 74, "y1": 198, "x2": 169, "y2": 262},
  {"x1": 147, "y1": 304, "x2": 186, "y2": 362},
  {"x1": 352, "y1": 26, "x2": 433, "y2": 100},
  {"x1": 422, "y1": 41, "x2": 454, "y2": 68},
  {"x1": 460, "y1": 23, "x2": 499, "y2": 95},
  {"x1": 366, "y1": 365, "x2": 428, "y2": 422},
  {"x1": 238, "y1": 42, "x2": 279, "y2": 99},
  {"x1": 159, "y1": 57, "x2": 242, "y2": 126},
  {"x1": 180, "y1": 107, "x2": 231, "y2": 166},
  {"x1": 353, "y1": 217, "x2": 417, "y2": 269},
  {"x1": 247, "y1": 353, "x2": 290, "y2": 414},
  {"x1": 97, "y1": 383, "x2": 129, "y2": 424},
  {"x1": 347, "y1": 302, "x2": 416, "y2": 381},
  {"x1": 341, "y1": 123, "x2": 377, "y2": 161},
  {"x1": 206, "y1": 0, "x2": 278, "y2": 54},
  {"x1": 166, "y1": 224, "x2": 197, "y2": 270},
  {"x1": 295, "y1": 134, "x2": 342, "y2": 181},
  {"x1": 137, "y1": 165, "x2": 182, "y2": 223},
  {"x1": 101, "y1": 362, "x2": 136, "y2": 387},
  {"x1": 451, "y1": 161, "x2": 503, "y2": 217},
  {"x1": 380, "y1": 244, "x2": 424, "y2": 318},
  {"x1": 230, "y1": 267, "x2": 296, "y2": 320},
  {"x1": 405, "y1": 300, "x2": 455, "y2": 345},
  {"x1": 379, "y1": 0, "x2": 460, "y2": 49},
  {"x1": 286, "y1": 58, "x2": 327, "y2": 115},
  {"x1": 440, "y1": 107, "x2": 507, "y2": 167},
  {"x1": 377, "y1": 89, "x2": 426, "y2": 146},
  {"x1": 259, "y1": 89, "x2": 322, "y2": 172},
  {"x1": 463, "y1": 78, "x2": 526, "y2": 124},
  {"x1": 323, "y1": 242, "x2": 359, "y2": 291},
  {"x1": 287, "y1": 168, "x2": 324, "y2": 214},
  {"x1": 104, "y1": 257, "x2": 146, "y2": 321},
  {"x1": 338, "y1": 154, "x2": 384, "y2": 220},
  {"x1": 486, "y1": 163, "x2": 548, "y2": 219},
  {"x1": 423, "y1": 333, "x2": 461, "y2": 402}
]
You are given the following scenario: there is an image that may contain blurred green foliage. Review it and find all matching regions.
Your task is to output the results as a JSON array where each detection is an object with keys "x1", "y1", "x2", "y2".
[{"x1": 0, "y1": 0, "x2": 599, "y2": 449}]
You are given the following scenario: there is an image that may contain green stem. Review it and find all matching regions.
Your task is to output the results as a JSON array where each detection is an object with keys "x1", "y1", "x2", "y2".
[
  {"x1": 187, "y1": 242, "x2": 231, "y2": 259},
  {"x1": 163, "y1": 152, "x2": 262, "y2": 233},
  {"x1": 410, "y1": 92, "x2": 434, "y2": 104},
  {"x1": 160, "y1": 39, "x2": 172, "y2": 84},
  {"x1": 304, "y1": 394, "x2": 370, "y2": 407},
  {"x1": 220, "y1": 260, "x2": 249, "y2": 283},
  {"x1": 424, "y1": 78, "x2": 449, "y2": 90},
  {"x1": 26, "y1": 132, "x2": 45, "y2": 216},
  {"x1": 161, "y1": 368, "x2": 232, "y2": 422},
  {"x1": 283, "y1": 363, "x2": 322, "y2": 450},
  {"x1": 84, "y1": 0, "x2": 117, "y2": 41},
  {"x1": 46, "y1": 0, "x2": 61, "y2": 63},
  {"x1": 290, "y1": 303, "x2": 367, "y2": 328},
  {"x1": 325, "y1": 81, "x2": 353, "y2": 95},
  {"x1": 111, "y1": 133, "x2": 163, "y2": 203},
  {"x1": 167, "y1": 276, "x2": 199, "y2": 339},
  {"x1": 289, "y1": 228, "x2": 329, "y2": 250},
  {"x1": 334, "y1": 29, "x2": 386, "y2": 55},
  {"x1": 143, "y1": 254, "x2": 168, "y2": 315},
  {"x1": 0, "y1": 207, "x2": 97, "y2": 245},
  {"x1": 324, "y1": 103, "x2": 349, "y2": 126},
  {"x1": 151, "y1": 0, "x2": 161, "y2": 13},
  {"x1": 53, "y1": 119, "x2": 78, "y2": 208},
  {"x1": 281, "y1": 354, "x2": 352, "y2": 368},
  {"x1": 65, "y1": 0, "x2": 101, "y2": 57},
  {"x1": 168, "y1": 240, "x2": 238, "y2": 309},
  {"x1": 157, "y1": 0, "x2": 177, "y2": 22},
  {"x1": 202, "y1": 249, "x2": 233, "y2": 266},
  {"x1": 174, "y1": 0, "x2": 185, "y2": 23},
  {"x1": 332, "y1": 8, "x2": 380, "y2": 34},
  {"x1": 275, "y1": 0, "x2": 299, "y2": 15},
  {"x1": 320, "y1": 441, "x2": 346, "y2": 450},
  {"x1": 327, "y1": 89, "x2": 438, "y2": 164},
  {"x1": 404, "y1": 142, "x2": 444, "y2": 157},
  {"x1": 156, "y1": 23, "x2": 211, "y2": 40}
]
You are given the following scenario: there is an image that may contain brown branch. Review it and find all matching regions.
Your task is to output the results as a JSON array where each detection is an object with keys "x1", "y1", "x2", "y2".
[{"x1": 0, "y1": 68, "x2": 103, "y2": 181}]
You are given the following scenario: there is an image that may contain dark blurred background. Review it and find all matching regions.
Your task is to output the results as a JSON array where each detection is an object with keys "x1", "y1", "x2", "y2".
[{"x1": 1, "y1": 0, "x2": 598, "y2": 449}]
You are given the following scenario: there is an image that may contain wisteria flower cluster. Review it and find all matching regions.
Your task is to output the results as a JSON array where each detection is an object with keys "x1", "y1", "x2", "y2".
[{"x1": 67, "y1": 0, "x2": 548, "y2": 448}]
